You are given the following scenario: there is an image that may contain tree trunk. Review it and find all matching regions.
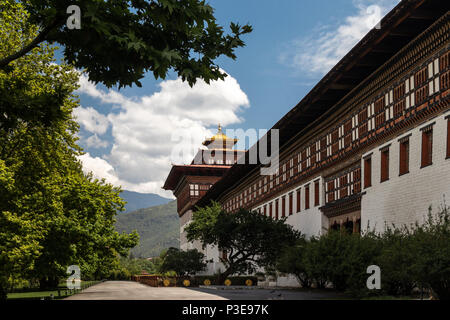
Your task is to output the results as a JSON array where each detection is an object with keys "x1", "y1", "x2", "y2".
[
  {"x1": 39, "y1": 277, "x2": 59, "y2": 290},
  {"x1": 0, "y1": 283, "x2": 7, "y2": 301},
  {"x1": 217, "y1": 268, "x2": 234, "y2": 285}
]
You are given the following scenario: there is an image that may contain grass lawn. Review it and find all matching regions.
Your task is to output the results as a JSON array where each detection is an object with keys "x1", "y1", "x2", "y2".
[{"x1": 7, "y1": 281, "x2": 101, "y2": 300}]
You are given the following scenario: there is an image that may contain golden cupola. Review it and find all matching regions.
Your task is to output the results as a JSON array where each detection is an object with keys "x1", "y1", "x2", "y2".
[{"x1": 202, "y1": 124, "x2": 238, "y2": 150}]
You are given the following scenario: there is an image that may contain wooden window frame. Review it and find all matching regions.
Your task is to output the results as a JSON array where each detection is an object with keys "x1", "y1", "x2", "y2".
[
  {"x1": 421, "y1": 126, "x2": 433, "y2": 168},
  {"x1": 398, "y1": 136, "x2": 410, "y2": 176},
  {"x1": 446, "y1": 116, "x2": 450, "y2": 159},
  {"x1": 380, "y1": 148, "x2": 390, "y2": 183},
  {"x1": 304, "y1": 185, "x2": 310, "y2": 210},
  {"x1": 275, "y1": 199, "x2": 279, "y2": 220},
  {"x1": 289, "y1": 192, "x2": 293, "y2": 215},
  {"x1": 314, "y1": 180, "x2": 320, "y2": 207},
  {"x1": 296, "y1": 189, "x2": 301, "y2": 213},
  {"x1": 364, "y1": 156, "x2": 372, "y2": 188}
]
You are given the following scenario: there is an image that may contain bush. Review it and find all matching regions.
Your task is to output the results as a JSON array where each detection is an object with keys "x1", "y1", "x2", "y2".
[
  {"x1": 189, "y1": 275, "x2": 257, "y2": 286},
  {"x1": 159, "y1": 247, "x2": 206, "y2": 276},
  {"x1": 303, "y1": 231, "x2": 380, "y2": 295},
  {"x1": 276, "y1": 238, "x2": 312, "y2": 288},
  {"x1": 377, "y1": 227, "x2": 417, "y2": 296},
  {"x1": 275, "y1": 205, "x2": 450, "y2": 299},
  {"x1": 409, "y1": 206, "x2": 450, "y2": 300}
]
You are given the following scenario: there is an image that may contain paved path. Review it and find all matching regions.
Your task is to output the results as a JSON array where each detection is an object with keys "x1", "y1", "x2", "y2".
[
  {"x1": 66, "y1": 281, "x2": 343, "y2": 300},
  {"x1": 65, "y1": 281, "x2": 226, "y2": 300}
]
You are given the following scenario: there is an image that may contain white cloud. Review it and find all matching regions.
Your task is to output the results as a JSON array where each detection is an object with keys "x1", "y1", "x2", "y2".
[
  {"x1": 280, "y1": 0, "x2": 400, "y2": 76},
  {"x1": 73, "y1": 106, "x2": 110, "y2": 134},
  {"x1": 75, "y1": 71, "x2": 249, "y2": 198},
  {"x1": 85, "y1": 134, "x2": 109, "y2": 148},
  {"x1": 78, "y1": 152, "x2": 120, "y2": 185}
]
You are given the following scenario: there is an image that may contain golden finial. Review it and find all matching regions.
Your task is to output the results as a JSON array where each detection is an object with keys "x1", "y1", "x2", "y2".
[{"x1": 218, "y1": 123, "x2": 222, "y2": 133}]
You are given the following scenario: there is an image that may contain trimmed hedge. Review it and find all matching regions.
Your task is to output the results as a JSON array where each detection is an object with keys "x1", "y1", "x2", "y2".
[{"x1": 276, "y1": 206, "x2": 450, "y2": 299}]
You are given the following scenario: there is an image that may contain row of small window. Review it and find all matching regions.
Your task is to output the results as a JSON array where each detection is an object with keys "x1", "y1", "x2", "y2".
[
  {"x1": 363, "y1": 117, "x2": 450, "y2": 188},
  {"x1": 225, "y1": 54, "x2": 450, "y2": 211},
  {"x1": 206, "y1": 159, "x2": 234, "y2": 165},
  {"x1": 255, "y1": 180, "x2": 321, "y2": 219},
  {"x1": 189, "y1": 183, "x2": 212, "y2": 197},
  {"x1": 250, "y1": 52, "x2": 450, "y2": 198}
]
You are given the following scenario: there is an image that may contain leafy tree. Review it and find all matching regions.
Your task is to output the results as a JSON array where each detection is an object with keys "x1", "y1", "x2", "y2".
[
  {"x1": 301, "y1": 231, "x2": 381, "y2": 295},
  {"x1": 0, "y1": 1, "x2": 138, "y2": 298},
  {"x1": 408, "y1": 206, "x2": 450, "y2": 300},
  {"x1": 186, "y1": 202, "x2": 301, "y2": 282},
  {"x1": 377, "y1": 226, "x2": 417, "y2": 296},
  {"x1": 275, "y1": 237, "x2": 312, "y2": 288},
  {"x1": 0, "y1": 0, "x2": 252, "y2": 88},
  {"x1": 159, "y1": 247, "x2": 206, "y2": 276},
  {"x1": 0, "y1": 0, "x2": 77, "y2": 131},
  {"x1": 0, "y1": 160, "x2": 42, "y2": 300}
]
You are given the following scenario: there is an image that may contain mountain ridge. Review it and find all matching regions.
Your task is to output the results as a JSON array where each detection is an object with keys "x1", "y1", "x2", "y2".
[
  {"x1": 120, "y1": 190, "x2": 173, "y2": 213},
  {"x1": 115, "y1": 200, "x2": 179, "y2": 258}
]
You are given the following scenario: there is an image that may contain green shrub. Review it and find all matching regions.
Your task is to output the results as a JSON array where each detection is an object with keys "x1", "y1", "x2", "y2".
[
  {"x1": 276, "y1": 237, "x2": 312, "y2": 288},
  {"x1": 409, "y1": 206, "x2": 450, "y2": 300},
  {"x1": 377, "y1": 226, "x2": 417, "y2": 296},
  {"x1": 188, "y1": 275, "x2": 257, "y2": 286},
  {"x1": 159, "y1": 247, "x2": 206, "y2": 276}
]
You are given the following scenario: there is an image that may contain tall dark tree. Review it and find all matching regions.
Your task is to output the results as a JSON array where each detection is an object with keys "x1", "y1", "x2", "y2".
[
  {"x1": 0, "y1": 0, "x2": 252, "y2": 88},
  {"x1": 0, "y1": 1, "x2": 138, "y2": 298},
  {"x1": 186, "y1": 202, "x2": 301, "y2": 282},
  {"x1": 159, "y1": 247, "x2": 206, "y2": 276}
]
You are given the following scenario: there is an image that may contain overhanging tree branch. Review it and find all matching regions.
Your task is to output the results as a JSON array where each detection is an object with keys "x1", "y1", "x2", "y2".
[{"x1": 0, "y1": 18, "x2": 63, "y2": 68}]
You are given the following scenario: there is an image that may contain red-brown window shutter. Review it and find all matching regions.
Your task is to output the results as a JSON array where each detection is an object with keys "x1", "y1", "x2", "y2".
[
  {"x1": 281, "y1": 197, "x2": 286, "y2": 218},
  {"x1": 447, "y1": 118, "x2": 450, "y2": 158},
  {"x1": 314, "y1": 180, "x2": 320, "y2": 206},
  {"x1": 305, "y1": 185, "x2": 310, "y2": 210},
  {"x1": 275, "y1": 200, "x2": 279, "y2": 220},
  {"x1": 380, "y1": 149, "x2": 389, "y2": 182},
  {"x1": 364, "y1": 157, "x2": 372, "y2": 188},
  {"x1": 296, "y1": 189, "x2": 301, "y2": 212},
  {"x1": 269, "y1": 202, "x2": 273, "y2": 218},
  {"x1": 399, "y1": 139, "x2": 409, "y2": 175},
  {"x1": 263, "y1": 205, "x2": 267, "y2": 216},
  {"x1": 421, "y1": 129, "x2": 433, "y2": 167},
  {"x1": 289, "y1": 193, "x2": 293, "y2": 215}
]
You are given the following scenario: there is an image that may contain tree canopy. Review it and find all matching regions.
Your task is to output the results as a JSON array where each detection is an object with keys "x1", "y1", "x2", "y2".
[
  {"x1": 0, "y1": 0, "x2": 252, "y2": 88},
  {"x1": 186, "y1": 202, "x2": 301, "y2": 280},
  {"x1": 159, "y1": 247, "x2": 206, "y2": 276},
  {"x1": 0, "y1": 1, "x2": 138, "y2": 299}
]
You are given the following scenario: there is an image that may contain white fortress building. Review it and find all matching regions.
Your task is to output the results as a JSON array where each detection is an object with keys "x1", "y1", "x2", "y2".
[{"x1": 164, "y1": 0, "x2": 450, "y2": 285}]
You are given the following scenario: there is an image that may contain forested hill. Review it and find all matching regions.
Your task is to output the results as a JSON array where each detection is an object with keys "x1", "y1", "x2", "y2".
[
  {"x1": 115, "y1": 201, "x2": 179, "y2": 258},
  {"x1": 120, "y1": 190, "x2": 172, "y2": 213}
]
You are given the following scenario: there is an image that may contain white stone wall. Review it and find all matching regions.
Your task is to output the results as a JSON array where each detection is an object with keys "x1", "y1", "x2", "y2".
[
  {"x1": 253, "y1": 176, "x2": 327, "y2": 238},
  {"x1": 361, "y1": 112, "x2": 450, "y2": 233},
  {"x1": 180, "y1": 209, "x2": 224, "y2": 275}
]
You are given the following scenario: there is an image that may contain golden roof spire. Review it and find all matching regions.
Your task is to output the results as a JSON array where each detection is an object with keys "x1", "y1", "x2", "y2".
[{"x1": 202, "y1": 124, "x2": 238, "y2": 148}]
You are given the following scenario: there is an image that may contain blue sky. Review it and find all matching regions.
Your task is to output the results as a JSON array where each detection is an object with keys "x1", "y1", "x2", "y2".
[{"x1": 74, "y1": 0, "x2": 399, "y2": 198}]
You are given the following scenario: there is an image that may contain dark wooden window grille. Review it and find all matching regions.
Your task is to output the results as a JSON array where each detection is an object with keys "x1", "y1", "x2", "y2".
[
  {"x1": 399, "y1": 138, "x2": 410, "y2": 176},
  {"x1": 364, "y1": 157, "x2": 372, "y2": 188},
  {"x1": 380, "y1": 148, "x2": 390, "y2": 182},
  {"x1": 314, "y1": 180, "x2": 320, "y2": 207},
  {"x1": 421, "y1": 126, "x2": 433, "y2": 168},
  {"x1": 305, "y1": 185, "x2": 310, "y2": 210}
]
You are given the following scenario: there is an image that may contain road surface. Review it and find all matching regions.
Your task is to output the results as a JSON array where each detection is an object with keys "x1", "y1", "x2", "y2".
[{"x1": 65, "y1": 281, "x2": 343, "y2": 300}]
